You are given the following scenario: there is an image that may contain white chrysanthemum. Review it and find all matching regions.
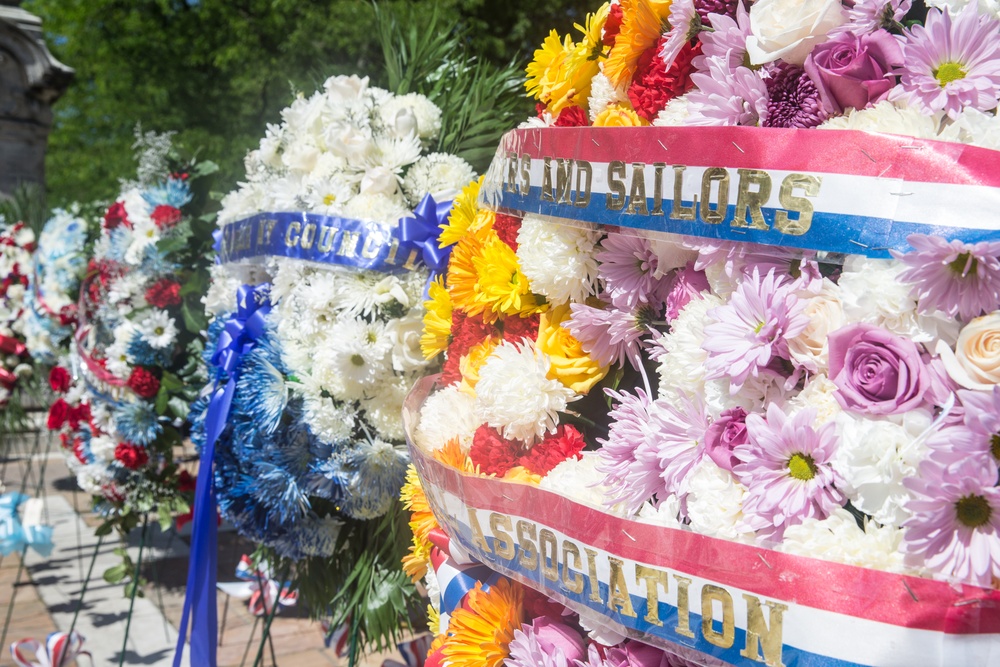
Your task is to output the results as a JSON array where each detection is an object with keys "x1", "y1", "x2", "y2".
[
  {"x1": 474, "y1": 340, "x2": 578, "y2": 443},
  {"x1": 370, "y1": 133, "x2": 424, "y2": 174},
  {"x1": 833, "y1": 409, "x2": 932, "y2": 527},
  {"x1": 138, "y1": 309, "x2": 178, "y2": 349},
  {"x1": 925, "y1": 0, "x2": 1000, "y2": 18},
  {"x1": 938, "y1": 108, "x2": 1000, "y2": 150},
  {"x1": 218, "y1": 182, "x2": 269, "y2": 225},
  {"x1": 818, "y1": 100, "x2": 943, "y2": 138},
  {"x1": 313, "y1": 319, "x2": 393, "y2": 400},
  {"x1": 342, "y1": 192, "x2": 409, "y2": 226},
  {"x1": 587, "y1": 72, "x2": 629, "y2": 123},
  {"x1": 107, "y1": 272, "x2": 148, "y2": 309},
  {"x1": 785, "y1": 374, "x2": 843, "y2": 426},
  {"x1": 327, "y1": 267, "x2": 421, "y2": 318},
  {"x1": 838, "y1": 256, "x2": 960, "y2": 347},
  {"x1": 381, "y1": 93, "x2": 443, "y2": 142},
  {"x1": 653, "y1": 92, "x2": 693, "y2": 127},
  {"x1": 539, "y1": 452, "x2": 631, "y2": 515},
  {"x1": 202, "y1": 264, "x2": 244, "y2": 316},
  {"x1": 90, "y1": 435, "x2": 117, "y2": 463},
  {"x1": 361, "y1": 374, "x2": 411, "y2": 441},
  {"x1": 637, "y1": 494, "x2": 683, "y2": 527},
  {"x1": 684, "y1": 460, "x2": 750, "y2": 541},
  {"x1": 106, "y1": 321, "x2": 137, "y2": 378},
  {"x1": 414, "y1": 385, "x2": 479, "y2": 451},
  {"x1": 300, "y1": 378, "x2": 356, "y2": 445},
  {"x1": 777, "y1": 508, "x2": 905, "y2": 572},
  {"x1": 516, "y1": 216, "x2": 601, "y2": 305},
  {"x1": 73, "y1": 462, "x2": 113, "y2": 495},
  {"x1": 402, "y1": 153, "x2": 477, "y2": 205}
]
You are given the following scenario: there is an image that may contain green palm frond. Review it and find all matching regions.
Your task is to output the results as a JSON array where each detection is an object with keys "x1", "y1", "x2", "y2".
[{"x1": 0, "y1": 184, "x2": 47, "y2": 234}]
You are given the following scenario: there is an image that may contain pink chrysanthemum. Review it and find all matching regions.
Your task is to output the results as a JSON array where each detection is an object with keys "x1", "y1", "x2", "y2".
[
  {"x1": 595, "y1": 233, "x2": 670, "y2": 311},
  {"x1": 955, "y1": 387, "x2": 1000, "y2": 469},
  {"x1": 891, "y1": 3, "x2": 1000, "y2": 119},
  {"x1": 903, "y1": 456, "x2": 1000, "y2": 586},
  {"x1": 566, "y1": 301, "x2": 653, "y2": 371},
  {"x1": 597, "y1": 388, "x2": 664, "y2": 513},
  {"x1": 651, "y1": 393, "x2": 710, "y2": 497},
  {"x1": 834, "y1": 0, "x2": 912, "y2": 36},
  {"x1": 693, "y1": 2, "x2": 752, "y2": 73},
  {"x1": 659, "y1": 0, "x2": 701, "y2": 69},
  {"x1": 685, "y1": 64, "x2": 769, "y2": 126},
  {"x1": 734, "y1": 404, "x2": 845, "y2": 540},
  {"x1": 762, "y1": 63, "x2": 829, "y2": 129},
  {"x1": 893, "y1": 234, "x2": 1000, "y2": 321},
  {"x1": 702, "y1": 269, "x2": 809, "y2": 391}
]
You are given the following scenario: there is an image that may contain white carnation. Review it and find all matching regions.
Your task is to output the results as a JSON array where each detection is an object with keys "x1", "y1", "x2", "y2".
[
  {"x1": 938, "y1": 108, "x2": 1000, "y2": 150},
  {"x1": 777, "y1": 508, "x2": 905, "y2": 572},
  {"x1": 924, "y1": 0, "x2": 1000, "y2": 18},
  {"x1": 474, "y1": 340, "x2": 578, "y2": 443},
  {"x1": 785, "y1": 374, "x2": 843, "y2": 426},
  {"x1": 818, "y1": 100, "x2": 943, "y2": 138},
  {"x1": 360, "y1": 374, "x2": 411, "y2": 441},
  {"x1": 381, "y1": 93, "x2": 443, "y2": 143},
  {"x1": 203, "y1": 265, "x2": 244, "y2": 316},
  {"x1": 833, "y1": 409, "x2": 932, "y2": 527},
  {"x1": 402, "y1": 153, "x2": 477, "y2": 205},
  {"x1": 301, "y1": 378, "x2": 356, "y2": 445},
  {"x1": 415, "y1": 385, "x2": 479, "y2": 451},
  {"x1": 684, "y1": 460, "x2": 750, "y2": 541},
  {"x1": 342, "y1": 192, "x2": 409, "y2": 226},
  {"x1": 539, "y1": 452, "x2": 630, "y2": 515},
  {"x1": 652, "y1": 93, "x2": 692, "y2": 127},
  {"x1": 637, "y1": 494, "x2": 683, "y2": 528},
  {"x1": 515, "y1": 216, "x2": 601, "y2": 305},
  {"x1": 587, "y1": 72, "x2": 628, "y2": 123},
  {"x1": 90, "y1": 435, "x2": 117, "y2": 463}
]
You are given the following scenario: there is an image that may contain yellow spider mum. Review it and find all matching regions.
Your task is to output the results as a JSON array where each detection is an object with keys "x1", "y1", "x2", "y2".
[
  {"x1": 401, "y1": 465, "x2": 438, "y2": 543},
  {"x1": 439, "y1": 177, "x2": 495, "y2": 248},
  {"x1": 593, "y1": 104, "x2": 647, "y2": 127},
  {"x1": 422, "y1": 276, "x2": 453, "y2": 360},
  {"x1": 604, "y1": 0, "x2": 673, "y2": 90},
  {"x1": 441, "y1": 579, "x2": 524, "y2": 667},
  {"x1": 472, "y1": 234, "x2": 546, "y2": 321},
  {"x1": 402, "y1": 535, "x2": 432, "y2": 582},
  {"x1": 434, "y1": 437, "x2": 475, "y2": 473},
  {"x1": 427, "y1": 603, "x2": 442, "y2": 636}
]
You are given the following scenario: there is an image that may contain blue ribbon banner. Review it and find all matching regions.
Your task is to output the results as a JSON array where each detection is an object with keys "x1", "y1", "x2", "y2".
[
  {"x1": 174, "y1": 283, "x2": 271, "y2": 667},
  {"x1": 214, "y1": 197, "x2": 453, "y2": 277}
]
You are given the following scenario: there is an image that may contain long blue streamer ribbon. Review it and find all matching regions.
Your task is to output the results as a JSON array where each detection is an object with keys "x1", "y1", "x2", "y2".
[{"x1": 174, "y1": 284, "x2": 271, "y2": 667}]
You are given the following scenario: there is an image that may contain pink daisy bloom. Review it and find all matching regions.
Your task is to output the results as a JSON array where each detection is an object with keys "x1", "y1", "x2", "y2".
[
  {"x1": 595, "y1": 233, "x2": 669, "y2": 311},
  {"x1": 734, "y1": 404, "x2": 845, "y2": 540},
  {"x1": 903, "y1": 456, "x2": 1000, "y2": 586},
  {"x1": 597, "y1": 388, "x2": 665, "y2": 513},
  {"x1": 651, "y1": 393, "x2": 710, "y2": 497},
  {"x1": 567, "y1": 301, "x2": 653, "y2": 370},
  {"x1": 893, "y1": 234, "x2": 1000, "y2": 321},
  {"x1": 702, "y1": 268, "x2": 809, "y2": 391},
  {"x1": 692, "y1": 2, "x2": 751, "y2": 73},
  {"x1": 954, "y1": 387, "x2": 1000, "y2": 470},
  {"x1": 685, "y1": 64, "x2": 769, "y2": 126},
  {"x1": 834, "y1": 0, "x2": 912, "y2": 36},
  {"x1": 659, "y1": 0, "x2": 701, "y2": 70},
  {"x1": 890, "y1": 3, "x2": 1000, "y2": 119}
]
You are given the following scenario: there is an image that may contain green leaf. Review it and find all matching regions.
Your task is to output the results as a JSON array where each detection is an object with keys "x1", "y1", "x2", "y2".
[
  {"x1": 94, "y1": 520, "x2": 115, "y2": 537},
  {"x1": 181, "y1": 296, "x2": 208, "y2": 333},
  {"x1": 167, "y1": 396, "x2": 191, "y2": 421},
  {"x1": 103, "y1": 563, "x2": 128, "y2": 584},
  {"x1": 157, "y1": 505, "x2": 173, "y2": 532},
  {"x1": 154, "y1": 385, "x2": 170, "y2": 415}
]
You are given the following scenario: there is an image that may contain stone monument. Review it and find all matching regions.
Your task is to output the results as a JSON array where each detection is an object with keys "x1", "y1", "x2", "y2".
[{"x1": 0, "y1": 0, "x2": 73, "y2": 197}]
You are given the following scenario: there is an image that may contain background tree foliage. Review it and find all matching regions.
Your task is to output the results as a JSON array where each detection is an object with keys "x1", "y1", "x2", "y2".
[{"x1": 25, "y1": 0, "x2": 593, "y2": 206}]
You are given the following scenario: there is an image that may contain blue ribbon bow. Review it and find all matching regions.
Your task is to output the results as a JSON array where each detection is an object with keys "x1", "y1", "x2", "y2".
[
  {"x1": 399, "y1": 194, "x2": 453, "y2": 295},
  {"x1": 174, "y1": 284, "x2": 271, "y2": 667},
  {"x1": 0, "y1": 493, "x2": 53, "y2": 558}
]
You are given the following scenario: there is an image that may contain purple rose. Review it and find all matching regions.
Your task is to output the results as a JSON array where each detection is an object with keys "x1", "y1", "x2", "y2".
[
  {"x1": 803, "y1": 29, "x2": 903, "y2": 114},
  {"x1": 529, "y1": 617, "x2": 586, "y2": 662},
  {"x1": 828, "y1": 323, "x2": 929, "y2": 415},
  {"x1": 704, "y1": 407, "x2": 750, "y2": 471},
  {"x1": 665, "y1": 262, "x2": 710, "y2": 321}
]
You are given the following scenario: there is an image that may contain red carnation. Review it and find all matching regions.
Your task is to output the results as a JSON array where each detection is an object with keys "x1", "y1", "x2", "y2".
[
  {"x1": 554, "y1": 106, "x2": 589, "y2": 127},
  {"x1": 469, "y1": 425, "x2": 521, "y2": 477},
  {"x1": 48, "y1": 367, "x2": 71, "y2": 393},
  {"x1": 603, "y1": 3, "x2": 624, "y2": 47},
  {"x1": 442, "y1": 313, "x2": 497, "y2": 385},
  {"x1": 519, "y1": 424, "x2": 586, "y2": 475},
  {"x1": 68, "y1": 403, "x2": 91, "y2": 430},
  {"x1": 114, "y1": 442, "x2": 149, "y2": 470},
  {"x1": 47, "y1": 399, "x2": 70, "y2": 430},
  {"x1": 103, "y1": 201, "x2": 131, "y2": 230},
  {"x1": 145, "y1": 278, "x2": 182, "y2": 308},
  {"x1": 127, "y1": 367, "x2": 161, "y2": 399},
  {"x1": 492, "y1": 213, "x2": 522, "y2": 250},
  {"x1": 501, "y1": 314, "x2": 539, "y2": 345},
  {"x1": 628, "y1": 38, "x2": 701, "y2": 122},
  {"x1": 150, "y1": 204, "x2": 182, "y2": 229},
  {"x1": 57, "y1": 304, "x2": 77, "y2": 326},
  {"x1": 177, "y1": 470, "x2": 196, "y2": 493}
]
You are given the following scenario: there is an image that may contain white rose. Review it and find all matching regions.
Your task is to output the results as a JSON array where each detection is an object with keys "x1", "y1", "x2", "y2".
[
  {"x1": 387, "y1": 107, "x2": 418, "y2": 139},
  {"x1": 328, "y1": 127, "x2": 372, "y2": 160},
  {"x1": 746, "y1": 0, "x2": 846, "y2": 66},
  {"x1": 360, "y1": 166, "x2": 399, "y2": 197},
  {"x1": 323, "y1": 74, "x2": 368, "y2": 101},
  {"x1": 788, "y1": 280, "x2": 844, "y2": 373},
  {"x1": 937, "y1": 312, "x2": 1000, "y2": 390},
  {"x1": 282, "y1": 141, "x2": 320, "y2": 173},
  {"x1": 386, "y1": 313, "x2": 428, "y2": 373}
]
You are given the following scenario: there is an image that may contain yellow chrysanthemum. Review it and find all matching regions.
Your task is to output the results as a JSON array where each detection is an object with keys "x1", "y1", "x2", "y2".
[
  {"x1": 503, "y1": 466, "x2": 542, "y2": 485},
  {"x1": 427, "y1": 603, "x2": 442, "y2": 636},
  {"x1": 446, "y1": 225, "x2": 495, "y2": 319},
  {"x1": 441, "y1": 579, "x2": 524, "y2": 667},
  {"x1": 536, "y1": 303, "x2": 609, "y2": 393},
  {"x1": 439, "y1": 177, "x2": 495, "y2": 248},
  {"x1": 604, "y1": 0, "x2": 673, "y2": 90},
  {"x1": 458, "y1": 337, "x2": 500, "y2": 396},
  {"x1": 593, "y1": 104, "x2": 647, "y2": 127},
  {"x1": 434, "y1": 437, "x2": 475, "y2": 473},
  {"x1": 421, "y1": 276, "x2": 453, "y2": 360},
  {"x1": 472, "y1": 234, "x2": 546, "y2": 321},
  {"x1": 577, "y1": 3, "x2": 611, "y2": 56}
]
